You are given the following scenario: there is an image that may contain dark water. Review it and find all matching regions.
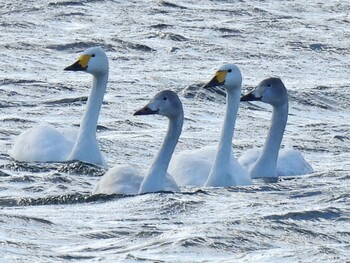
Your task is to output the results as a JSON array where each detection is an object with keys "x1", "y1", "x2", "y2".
[{"x1": 0, "y1": 0, "x2": 349, "y2": 262}]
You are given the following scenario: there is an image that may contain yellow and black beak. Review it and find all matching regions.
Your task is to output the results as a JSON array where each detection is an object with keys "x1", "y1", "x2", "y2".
[
  {"x1": 64, "y1": 54, "x2": 92, "y2": 71},
  {"x1": 203, "y1": 70, "x2": 227, "y2": 88}
]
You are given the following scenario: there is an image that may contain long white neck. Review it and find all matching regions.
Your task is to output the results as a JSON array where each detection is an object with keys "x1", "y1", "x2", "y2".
[
  {"x1": 139, "y1": 112, "x2": 183, "y2": 193},
  {"x1": 205, "y1": 87, "x2": 241, "y2": 186},
  {"x1": 250, "y1": 101, "x2": 288, "y2": 177},
  {"x1": 68, "y1": 72, "x2": 108, "y2": 163}
]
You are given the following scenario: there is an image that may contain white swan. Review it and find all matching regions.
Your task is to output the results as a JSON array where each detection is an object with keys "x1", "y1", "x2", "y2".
[
  {"x1": 169, "y1": 64, "x2": 252, "y2": 187},
  {"x1": 93, "y1": 90, "x2": 182, "y2": 195},
  {"x1": 238, "y1": 77, "x2": 314, "y2": 178},
  {"x1": 10, "y1": 47, "x2": 108, "y2": 168}
]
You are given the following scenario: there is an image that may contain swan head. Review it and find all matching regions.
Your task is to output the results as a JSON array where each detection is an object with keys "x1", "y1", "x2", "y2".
[
  {"x1": 241, "y1": 77, "x2": 288, "y2": 107},
  {"x1": 203, "y1": 63, "x2": 242, "y2": 91},
  {"x1": 64, "y1": 46, "x2": 109, "y2": 76},
  {"x1": 134, "y1": 90, "x2": 183, "y2": 119}
]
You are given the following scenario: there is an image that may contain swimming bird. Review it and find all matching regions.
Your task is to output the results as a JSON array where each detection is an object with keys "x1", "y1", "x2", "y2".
[
  {"x1": 10, "y1": 47, "x2": 108, "y2": 168},
  {"x1": 169, "y1": 64, "x2": 252, "y2": 187},
  {"x1": 93, "y1": 90, "x2": 182, "y2": 195},
  {"x1": 238, "y1": 77, "x2": 314, "y2": 178}
]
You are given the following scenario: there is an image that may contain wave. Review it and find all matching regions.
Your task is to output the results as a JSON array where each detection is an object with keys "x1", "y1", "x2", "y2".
[
  {"x1": 263, "y1": 207, "x2": 342, "y2": 221},
  {"x1": 46, "y1": 42, "x2": 116, "y2": 52},
  {"x1": 0, "y1": 213, "x2": 54, "y2": 225}
]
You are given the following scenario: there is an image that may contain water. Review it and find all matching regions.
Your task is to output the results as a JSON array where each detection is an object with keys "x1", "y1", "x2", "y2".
[{"x1": 0, "y1": 0, "x2": 349, "y2": 262}]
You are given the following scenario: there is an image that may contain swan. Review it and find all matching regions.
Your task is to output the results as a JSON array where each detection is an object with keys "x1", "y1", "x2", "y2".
[
  {"x1": 10, "y1": 47, "x2": 108, "y2": 168},
  {"x1": 92, "y1": 90, "x2": 182, "y2": 195},
  {"x1": 238, "y1": 77, "x2": 314, "y2": 178},
  {"x1": 169, "y1": 64, "x2": 252, "y2": 187}
]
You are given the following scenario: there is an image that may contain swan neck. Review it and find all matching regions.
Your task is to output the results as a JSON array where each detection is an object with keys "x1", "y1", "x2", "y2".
[
  {"x1": 213, "y1": 88, "x2": 240, "y2": 165},
  {"x1": 76, "y1": 73, "x2": 108, "y2": 140},
  {"x1": 148, "y1": 113, "x2": 183, "y2": 176},
  {"x1": 254, "y1": 101, "x2": 288, "y2": 174}
]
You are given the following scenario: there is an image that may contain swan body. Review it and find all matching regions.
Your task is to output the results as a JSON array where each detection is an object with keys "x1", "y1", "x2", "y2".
[
  {"x1": 168, "y1": 145, "x2": 216, "y2": 187},
  {"x1": 239, "y1": 77, "x2": 313, "y2": 178},
  {"x1": 92, "y1": 165, "x2": 143, "y2": 195},
  {"x1": 93, "y1": 90, "x2": 182, "y2": 195},
  {"x1": 9, "y1": 125, "x2": 76, "y2": 162},
  {"x1": 239, "y1": 148, "x2": 313, "y2": 177},
  {"x1": 169, "y1": 64, "x2": 252, "y2": 187},
  {"x1": 10, "y1": 47, "x2": 108, "y2": 168}
]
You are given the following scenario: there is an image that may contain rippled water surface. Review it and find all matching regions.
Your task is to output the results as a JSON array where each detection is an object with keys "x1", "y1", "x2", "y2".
[{"x1": 0, "y1": 0, "x2": 349, "y2": 262}]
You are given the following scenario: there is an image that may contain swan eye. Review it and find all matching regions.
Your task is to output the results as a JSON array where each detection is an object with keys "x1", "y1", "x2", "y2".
[
  {"x1": 267, "y1": 83, "x2": 272, "y2": 87},
  {"x1": 227, "y1": 69, "x2": 232, "y2": 73},
  {"x1": 163, "y1": 97, "x2": 167, "y2": 101},
  {"x1": 91, "y1": 54, "x2": 96, "y2": 57}
]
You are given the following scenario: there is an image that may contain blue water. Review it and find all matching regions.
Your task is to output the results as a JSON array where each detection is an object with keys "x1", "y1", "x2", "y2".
[{"x1": 0, "y1": 0, "x2": 349, "y2": 262}]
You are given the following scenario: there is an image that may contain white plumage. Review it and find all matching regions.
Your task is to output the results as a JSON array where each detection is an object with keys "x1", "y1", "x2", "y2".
[
  {"x1": 169, "y1": 64, "x2": 252, "y2": 187},
  {"x1": 10, "y1": 47, "x2": 108, "y2": 168}
]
